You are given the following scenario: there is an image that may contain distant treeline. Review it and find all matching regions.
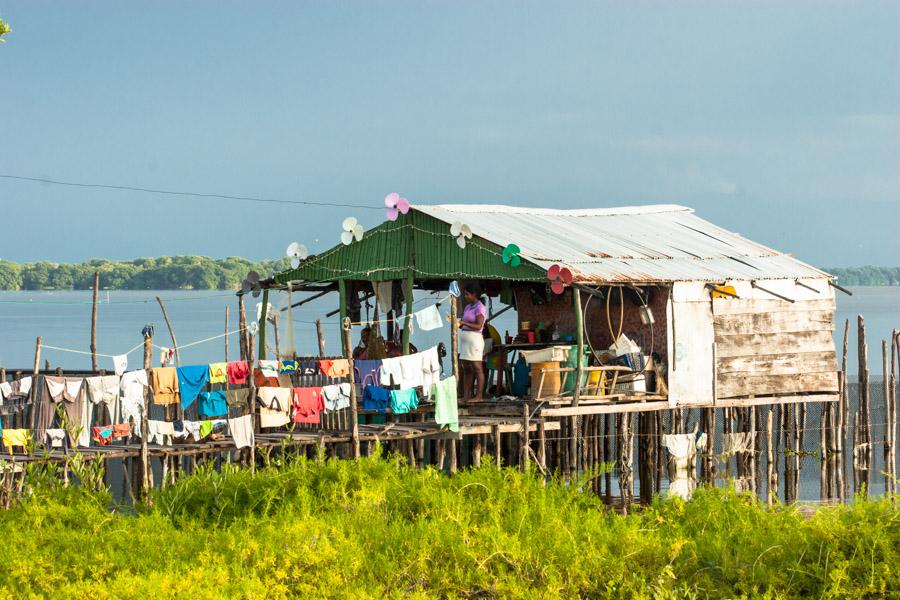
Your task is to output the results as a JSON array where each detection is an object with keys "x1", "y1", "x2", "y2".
[
  {"x1": 0, "y1": 257, "x2": 290, "y2": 290},
  {"x1": 827, "y1": 266, "x2": 900, "y2": 286},
  {"x1": 0, "y1": 258, "x2": 896, "y2": 290}
]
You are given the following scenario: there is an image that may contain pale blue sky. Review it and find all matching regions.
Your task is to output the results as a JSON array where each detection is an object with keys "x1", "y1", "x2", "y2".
[{"x1": 1, "y1": 1, "x2": 898, "y2": 266}]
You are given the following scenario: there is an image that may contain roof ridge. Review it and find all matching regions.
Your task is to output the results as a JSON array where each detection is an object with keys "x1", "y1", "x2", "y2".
[{"x1": 413, "y1": 204, "x2": 692, "y2": 217}]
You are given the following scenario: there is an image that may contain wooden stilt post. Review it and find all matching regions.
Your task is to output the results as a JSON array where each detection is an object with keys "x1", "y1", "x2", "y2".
[
  {"x1": 600, "y1": 414, "x2": 609, "y2": 501},
  {"x1": 766, "y1": 407, "x2": 775, "y2": 505},
  {"x1": 30, "y1": 337, "x2": 42, "y2": 432},
  {"x1": 238, "y1": 294, "x2": 249, "y2": 362},
  {"x1": 571, "y1": 289, "x2": 584, "y2": 480},
  {"x1": 338, "y1": 280, "x2": 348, "y2": 356},
  {"x1": 838, "y1": 319, "x2": 849, "y2": 502},
  {"x1": 857, "y1": 315, "x2": 870, "y2": 496},
  {"x1": 450, "y1": 295, "x2": 460, "y2": 380},
  {"x1": 258, "y1": 289, "x2": 270, "y2": 361},
  {"x1": 449, "y1": 438, "x2": 458, "y2": 474},
  {"x1": 538, "y1": 421, "x2": 547, "y2": 476},
  {"x1": 224, "y1": 306, "x2": 230, "y2": 363},
  {"x1": 883, "y1": 339, "x2": 891, "y2": 495},
  {"x1": 522, "y1": 403, "x2": 530, "y2": 472},
  {"x1": 316, "y1": 319, "x2": 326, "y2": 356},
  {"x1": 90, "y1": 271, "x2": 100, "y2": 371},
  {"x1": 272, "y1": 312, "x2": 280, "y2": 359},
  {"x1": 141, "y1": 333, "x2": 153, "y2": 495},
  {"x1": 342, "y1": 320, "x2": 360, "y2": 458},
  {"x1": 401, "y1": 273, "x2": 414, "y2": 355},
  {"x1": 156, "y1": 296, "x2": 180, "y2": 366},
  {"x1": 473, "y1": 434, "x2": 482, "y2": 468},
  {"x1": 493, "y1": 424, "x2": 502, "y2": 468}
]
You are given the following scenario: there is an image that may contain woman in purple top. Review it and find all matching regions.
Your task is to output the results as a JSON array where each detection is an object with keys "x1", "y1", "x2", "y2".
[{"x1": 458, "y1": 282, "x2": 487, "y2": 400}]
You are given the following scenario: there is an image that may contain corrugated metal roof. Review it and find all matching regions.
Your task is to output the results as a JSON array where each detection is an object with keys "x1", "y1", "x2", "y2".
[{"x1": 414, "y1": 204, "x2": 830, "y2": 283}]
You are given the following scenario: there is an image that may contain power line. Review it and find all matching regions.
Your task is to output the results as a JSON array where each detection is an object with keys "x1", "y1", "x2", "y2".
[{"x1": 0, "y1": 174, "x2": 382, "y2": 210}]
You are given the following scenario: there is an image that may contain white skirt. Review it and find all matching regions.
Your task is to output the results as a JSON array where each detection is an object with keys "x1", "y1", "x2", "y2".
[{"x1": 458, "y1": 330, "x2": 485, "y2": 362}]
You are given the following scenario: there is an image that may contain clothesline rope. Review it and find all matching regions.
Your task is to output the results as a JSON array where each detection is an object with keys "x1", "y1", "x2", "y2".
[{"x1": 42, "y1": 341, "x2": 146, "y2": 359}]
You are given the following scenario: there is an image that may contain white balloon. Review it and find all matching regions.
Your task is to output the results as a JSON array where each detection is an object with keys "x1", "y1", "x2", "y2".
[
  {"x1": 353, "y1": 224, "x2": 364, "y2": 241},
  {"x1": 341, "y1": 231, "x2": 353, "y2": 245},
  {"x1": 342, "y1": 217, "x2": 358, "y2": 232},
  {"x1": 450, "y1": 221, "x2": 462, "y2": 237},
  {"x1": 456, "y1": 236, "x2": 467, "y2": 249},
  {"x1": 290, "y1": 256, "x2": 301, "y2": 269},
  {"x1": 461, "y1": 224, "x2": 472, "y2": 239}
]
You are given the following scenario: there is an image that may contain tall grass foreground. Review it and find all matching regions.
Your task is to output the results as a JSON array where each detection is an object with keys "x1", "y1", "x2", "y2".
[{"x1": 0, "y1": 452, "x2": 896, "y2": 598}]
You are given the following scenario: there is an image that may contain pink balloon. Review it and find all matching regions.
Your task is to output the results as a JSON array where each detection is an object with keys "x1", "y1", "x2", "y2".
[
  {"x1": 397, "y1": 197, "x2": 410, "y2": 213},
  {"x1": 386, "y1": 207, "x2": 399, "y2": 221},
  {"x1": 385, "y1": 192, "x2": 400, "y2": 208},
  {"x1": 547, "y1": 264, "x2": 560, "y2": 280}
]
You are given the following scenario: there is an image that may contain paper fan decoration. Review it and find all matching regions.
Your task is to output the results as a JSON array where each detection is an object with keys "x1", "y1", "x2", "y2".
[
  {"x1": 241, "y1": 270, "x2": 262, "y2": 298},
  {"x1": 547, "y1": 264, "x2": 573, "y2": 295},
  {"x1": 502, "y1": 243, "x2": 521, "y2": 267},
  {"x1": 286, "y1": 242, "x2": 308, "y2": 269},
  {"x1": 450, "y1": 221, "x2": 473, "y2": 249},
  {"x1": 341, "y1": 217, "x2": 365, "y2": 245},
  {"x1": 384, "y1": 193, "x2": 410, "y2": 221}
]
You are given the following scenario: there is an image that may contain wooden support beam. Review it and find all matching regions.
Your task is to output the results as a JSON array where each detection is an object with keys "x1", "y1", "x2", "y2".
[
  {"x1": 342, "y1": 320, "x2": 360, "y2": 458},
  {"x1": 338, "y1": 279, "x2": 348, "y2": 355},
  {"x1": 316, "y1": 319, "x2": 326, "y2": 357},
  {"x1": 258, "y1": 288, "x2": 270, "y2": 361},
  {"x1": 90, "y1": 271, "x2": 99, "y2": 371},
  {"x1": 402, "y1": 273, "x2": 414, "y2": 355},
  {"x1": 450, "y1": 295, "x2": 460, "y2": 381},
  {"x1": 156, "y1": 296, "x2": 180, "y2": 366}
]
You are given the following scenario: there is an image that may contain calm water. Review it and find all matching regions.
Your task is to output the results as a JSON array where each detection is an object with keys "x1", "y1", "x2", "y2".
[{"x1": 1, "y1": 287, "x2": 896, "y2": 374}]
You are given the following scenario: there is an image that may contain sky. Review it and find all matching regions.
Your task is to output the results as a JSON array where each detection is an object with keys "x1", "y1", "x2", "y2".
[{"x1": 0, "y1": 1, "x2": 898, "y2": 267}]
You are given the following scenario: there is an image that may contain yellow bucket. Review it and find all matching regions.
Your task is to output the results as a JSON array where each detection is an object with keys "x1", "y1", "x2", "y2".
[{"x1": 531, "y1": 361, "x2": 561, "y2": 398}]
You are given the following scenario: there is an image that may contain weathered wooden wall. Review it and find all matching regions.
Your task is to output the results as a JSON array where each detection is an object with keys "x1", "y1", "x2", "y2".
[{"x1": 713, "y1": 291, "x2": 838, "y2": 399}]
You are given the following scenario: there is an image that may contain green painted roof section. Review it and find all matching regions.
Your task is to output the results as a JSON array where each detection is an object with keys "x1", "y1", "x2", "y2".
[{"x1": 274, "y1": 209, "x2": 547, "y2": 285}]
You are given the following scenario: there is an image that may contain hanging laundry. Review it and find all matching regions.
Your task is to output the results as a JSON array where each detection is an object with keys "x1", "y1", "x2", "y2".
[
  {"x1": 172, "y1": 420, "x2": 202, "y2": 441},
  {"x1": 112, "y1": 354, "x2": 128, "y2": 376},
  {"x1": 331, "y1": 359, "x2": 351, "y2": 378},
  {"x1": 253, "y1": 368, "x2": 280, "y2": 388},
  {"x1": 362, "y1": 385, "x2": 391, "y2": 413},
  {"x1": 277, "y1": 373, "x2": 294, "y2": 388},
  {"x1": 177, "y1": 365, "x2": 210, "y2": 410},
  {"x1": 226, "y1": 360, "x2": 250, "y2": 385},
  {"x1": 257, "y1": 360, "x2": 279, "y2": 378},
  {"x1": 279, "y1": 360, "x2": 298, "y2": 373},
  {"x1": 198, "y1": 390, "x2": 228, "y2": 418},
  {"x1": 354, "y1": 360, "x2": 382, "y2": 387},
  {"x1": 226, "y1": 388, "x2": 251, "y2": 409},
  {"x1": 159, "y1": 347, "x2": 175, "y2": 367},
  {"x1": 199, "y1": 420, "x2": 214, "y2": 439},
  {"x1": 390, "y1": 389, "x2": 419, "y2": 415},
  {"x1": 433, "y1": 376, "x2": 459, "y2": 433},
  {"x1": 120, "y1": 369, "x2": 149, "y2": 426},
  {"x1": 146, "y1": 420, "x2": 175, "y2": 445},
  {"x1": 318, "y1": 359, "x2": 335, "y2": 377},
  {"x1": 2, "y1": 429, "x2": 31, "y2": 453},
  {"x1": 9, "y1": 376, "x2": 32, "y2": 397},
  {"x1": 85, "y1": 375, "x2": 121, "y2": 423},
  {"x1": 292, "y1": 387, "x2": 324, "y2": 424},
  {"x1": 228, "y1": 414, "x2": 255, "y2": 449},
  {"x1": 722, "y1": 432, "x2": 754, "y2": 457},
  {"x1": 0, "y1": 380, "x2": 12, "y2": 400},
  {"x1": 92, "y1": 423, "x2": 131, "y2": 446},
  {"x1": 45, "y1": 429, "x2": 68, "y2": 450},
  {"x1": 258, "y1": 387, "x2": 291, "y2": 427},
  {"x1": 208, "y1": 362, "x2": 228, "y2": 384},
  {"x1": 297, "y1": 359, "x2": 319, "y2": 377},
  {"x1": 418, "y1": 346, "x2": 442, "y2": 399},
  {"x1": 151, "y1": 367, "x2": 180, "y2": 406},
  {"x1": 415, "y1": 305, "x2": 444, "y2": 331},
  {"x1": 379, "y1": 356, "x2": 403, "y2": 388},
  {"x1": 39, "y1": 376, "x2": 85, "y2": 446},
  {"x1": 372, "y1": 281, "x2": 393, "y2": 314},
  {"x1": 321, "y1": 383, "x2": 351, "y2": 412}
]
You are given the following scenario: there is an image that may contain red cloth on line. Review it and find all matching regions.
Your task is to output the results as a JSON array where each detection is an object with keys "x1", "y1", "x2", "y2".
[
  {"x1": 292, "y1": 387, "x2": 324, "y2": 424},
  {"x1": 227, "y1": 361, "x2": 250, "y2": 385},
  {"x1": 318, "y1": 359, "x2": 334, "y2": 377}
]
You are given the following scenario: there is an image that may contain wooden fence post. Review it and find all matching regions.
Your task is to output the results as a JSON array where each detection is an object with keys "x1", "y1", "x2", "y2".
[
  {"x1": 91, "y1": 271, "x2": 100, "y2": 371},
  {"x1": 342, "y1": 320, "x2": 360, "y2": 458}
]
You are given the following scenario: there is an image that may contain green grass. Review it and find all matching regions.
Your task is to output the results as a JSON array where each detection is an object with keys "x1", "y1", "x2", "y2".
[{"x1": 0, "y1": 453, "x2": 897, "y2": 598}]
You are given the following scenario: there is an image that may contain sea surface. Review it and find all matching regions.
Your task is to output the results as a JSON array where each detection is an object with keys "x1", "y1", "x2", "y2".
[{"x1": 1, "y1": 287, "x2": 896, "y2": 374}]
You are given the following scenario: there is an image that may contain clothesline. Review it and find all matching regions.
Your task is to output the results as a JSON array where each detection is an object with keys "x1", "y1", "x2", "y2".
[
  {"x1": 152, "y1": 325, "x2": 250, "y2": 352},
  {"x1": 345, "y1": 294, "x2": 451, "y2": 327},
  {"x1": 42, "y1": 341, "x2": 146, "y2": 359}
]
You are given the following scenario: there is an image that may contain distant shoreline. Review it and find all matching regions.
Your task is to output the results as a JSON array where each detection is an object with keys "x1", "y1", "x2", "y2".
[{"x1": 0, "y1": 259, "x2": 897, "y2": 290}]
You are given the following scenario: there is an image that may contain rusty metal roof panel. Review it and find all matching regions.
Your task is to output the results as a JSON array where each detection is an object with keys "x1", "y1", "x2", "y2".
[{"x1": 414, "y1": 204, "x2": 830, "y2": 283}]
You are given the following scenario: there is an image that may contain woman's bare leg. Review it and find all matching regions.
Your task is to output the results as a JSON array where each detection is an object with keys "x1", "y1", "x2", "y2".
[{"x1": 472, "y1": 361, "x2": 485, "y2": 400}]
